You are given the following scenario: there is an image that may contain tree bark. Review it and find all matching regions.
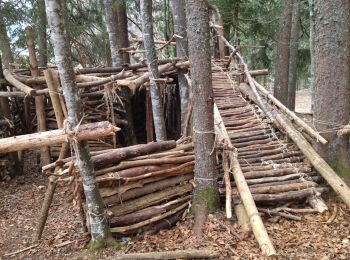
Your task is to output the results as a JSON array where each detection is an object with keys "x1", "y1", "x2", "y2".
[
  {"x1": 45, "y1": 0, "x2": 111, "y2": 248},
  {"x1": 169, "y1": 0, "x2": 189, "y2": 135},
  {"x1": 116, "y1": 0, "x2": 130, "y2": 64},
  {"x1": 140, "y1": 0, "x2": 167, "y2": 141},
  {"x1": 186, "y1": 0, "x2": 218, "y2": 237},
  {"x1": 36, "y1": 0, "x2": 48, "y2": 67},
  {"x1": 104, "y1": 0, "x2": 123, "y2": 67},
  {"x1": 0, "y1": 12, "x2": 13, "y2": 68},
  {"x1": 313, "y1": 0, "x2": 350, "y2": 177},
  {"x1": 308, "y1": 0, "x2": 316, "y2": 112},
  {"x1": 287, "y1": 0, "x2": 300, "y2": 111},
  {"x1": 274, "y1": 0, "x2": 293, "y2": 106}
]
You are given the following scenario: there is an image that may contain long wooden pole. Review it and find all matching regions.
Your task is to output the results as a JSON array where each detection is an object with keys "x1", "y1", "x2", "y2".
[
  {"x1": 229, "y1": 152, "x2": 276, "y2": 256},
  {"x1": 25, "y1": 26, "x2": 51, "y2": 165},
  {"x1": 276, "y1": 113, "x2": 350, "y2": 208},
  {"x1": 253, "y1": 79, "x2": 327, "y2": 144},
  {"x1": 0, "y1": 121, "x2": 119, "y2": 153}
]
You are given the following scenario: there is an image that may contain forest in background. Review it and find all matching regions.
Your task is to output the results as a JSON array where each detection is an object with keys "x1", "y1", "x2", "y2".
[{"x1": 1, "y1": 0, "x2": 312, "y2": 88}]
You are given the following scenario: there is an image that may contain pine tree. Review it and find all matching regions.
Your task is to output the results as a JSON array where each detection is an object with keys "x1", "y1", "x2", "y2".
[
  {"x1": 313, "y1": 0, "x2": 350, "y2": 177},
  {"x1": 186, "y1": 0, "x2": 218, "y2": 237}
]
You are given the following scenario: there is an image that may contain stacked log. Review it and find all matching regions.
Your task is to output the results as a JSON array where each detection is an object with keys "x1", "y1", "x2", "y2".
[
  {"x1": 43, "y1": 140, "x2": 194, "y2": 235},
  {"x1": 211, "y1": 70, "x2": 328, "y2": 212}
]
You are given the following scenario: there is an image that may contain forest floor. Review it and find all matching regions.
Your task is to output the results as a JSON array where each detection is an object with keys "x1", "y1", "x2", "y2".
[{"x1": 1, "y1": 90, "x2": 350, "y2": 259}]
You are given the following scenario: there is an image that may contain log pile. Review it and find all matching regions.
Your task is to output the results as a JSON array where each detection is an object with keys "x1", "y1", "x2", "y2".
[
  {"x1": 43, "y1": 140, "x2": 194, "y2": 235},
  {"x1": 0, "y1": 59, "x2": 189, "y2": 159}
]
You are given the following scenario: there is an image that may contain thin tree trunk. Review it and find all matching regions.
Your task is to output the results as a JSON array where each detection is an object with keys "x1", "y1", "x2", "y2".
[
  {"x1": 287, "y1": 0, "x2": 300, "y2": 111},
  {"x1": 313, "y1": 0, "x2": 350, "y2": 177},
  {"x1": 308, "y1": 0, "x2": 316, "y2": 112},
  {"x1": 186, "y1": 0, "x2": 218, "y2": 237},
  {"x1": 0, "y1": 13, "x2": 14, "y2": 68},
  {"x1": 274, "y1": 0, "x2": 293, "y2": 106},
  {"x1": 104, "y1": 0, "x2": 123, "y2": 67},
  {"x1": 169, "y1": 0, "x2": 189, "y2": 135},
  {"x1": 116, "y1": 0, "x2": 130, "y2": 64},
  {"x1": 36, "y1": 0, "x2": 48, "y2": 67},
  {"x1": 140, "y1": 0, "x2": 167, "y2": 141},
  {"x1": 105, "y1": 0, "x2": 136, "y2": 145},
  {"x1": 45, "y1": 0, "x2": 111, "y2": 248}
]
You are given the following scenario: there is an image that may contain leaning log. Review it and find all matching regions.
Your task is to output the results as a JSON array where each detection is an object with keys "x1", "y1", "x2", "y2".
[
  {"x1": 253, "y1": 79, "x2": 328, "y2": 144},
  {"x1": 3, "y1": 69, "x2": 36, "y2": 96},
  {"x1": 276, "y1": 113, "x2": 350, "y2": 208},
  {"x1": 229, "y1": 152, "x2": 276, "y2": 256},
  {"x1": 0, "y1": 121, "x2": 119, "y2": 153}
]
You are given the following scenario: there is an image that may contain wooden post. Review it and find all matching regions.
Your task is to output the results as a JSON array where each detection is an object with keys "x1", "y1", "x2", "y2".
[
  {"x1": 32, "y1": 176, "x2": 57, "y2": 243},
  {"x1": 25, "y1": 26, "x2": 51, "y2": 165},
  {"x1": 44, "y1": 69, "x2": 65, "y2": 128},
  {"x1": 276, "y1": 113, "x2": 350, "y2": 209}
]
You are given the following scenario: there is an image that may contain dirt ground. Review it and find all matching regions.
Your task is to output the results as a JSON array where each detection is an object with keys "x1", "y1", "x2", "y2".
[{"x1": 1, "y1": 90, "x2": 350, "y2": 259}]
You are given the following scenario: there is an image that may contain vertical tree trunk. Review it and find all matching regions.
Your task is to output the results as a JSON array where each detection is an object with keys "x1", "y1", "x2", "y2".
[
  {"x1": 104, "y1": 0, "x2": 136, "y2": 145},
  {"x1": 186, "y1": 0, "x2": 218, "y2": 237},
  {"x1": 116, "y1": 0, "x2": 130, "y2": 64},
  {"x1": 140, "y1": 0, "x2": 167, "y2": 141},
  {"x1": 274, "y1": 0, "x2": 293, "y2": 106},
  {"x1": 287, "y1": 0, "x2": 300, "y2": 111},
  {"x1": 25, "y1": 26, "x2": 51, "y2": 165},
  {"x1": 0, "y1": 14, "x2": 14, "y2": 68},
  {"x1": 314, "y1": 0, "x2": 350, "y2": 177},
  {"x1": 308, "y1": 0, "x2": 316, "y2": 112},
  {"x1": 45, "y1": 0, "x2": 111, "y2": 248},
  {"x1": 104, "y1": 0, "x2": 123, "y2": 67},
  {"x1": 169, "y1": 0, "x2": 189, "y2": 135},
  {"x1": 36, "y1": 0, "x2": 48, "y2": 67}
]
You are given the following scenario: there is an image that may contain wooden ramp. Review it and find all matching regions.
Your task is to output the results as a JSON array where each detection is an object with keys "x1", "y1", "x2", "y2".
[{"x1": 211, "y1": 63, "x2": 328, "y2": 208}]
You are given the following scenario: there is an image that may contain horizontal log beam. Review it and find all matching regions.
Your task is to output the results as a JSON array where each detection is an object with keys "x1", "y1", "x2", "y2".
[{"x1": 0, "y1": 121, "x2": 119, "y2": 153}]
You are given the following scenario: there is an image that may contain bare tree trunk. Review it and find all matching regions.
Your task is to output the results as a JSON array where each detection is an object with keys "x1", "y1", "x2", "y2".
[
  {"x1": 36, "y1": 0, "x2": 48, "y2": 67},
  {"x1": 274, "y1": 0, "x2": 293, "y2": 106},
  {"x1": 186, "y1": 0, "x2": 218, "y2": 237},
  {"x1": 45, "y1": 0, "x2": 111, "y2": 249},
  {"x1": 0, "y1": 13, "x2": 14, "y2": 68},
  {"x1": 105, "y1": 0, "x2": 136, "y2": 144},
  {"x1": 308, "y1": 0, "x2": 316, "y2": 112},
  {"x1": 116, "y1": 0, "x2": 130, "y2": 64},
  {"x1": 314, "y1": 0, "x2": 350, "y2": 178},
  {"x1": 140, "y1": 0, "x2": 167, "y2": 141},
  {"x1": 169, "y1": 0, "x2": 189, "y2": 135},
  {"x1": 287, "y1": 0, "x2": 300, "y2": 111},
  {"x1": 104, "y1": 0, "x2": 123, "y2": 67}
]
